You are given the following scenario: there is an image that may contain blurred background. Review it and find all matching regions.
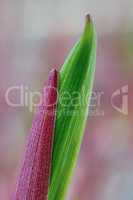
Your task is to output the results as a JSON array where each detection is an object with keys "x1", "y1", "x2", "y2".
[{"x1": 0, "y1": 0, "x2": 132, "y2": 199}]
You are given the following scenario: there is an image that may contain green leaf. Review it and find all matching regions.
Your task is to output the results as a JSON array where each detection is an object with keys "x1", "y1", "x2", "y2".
[{"x1": 48, "y1": 14, "x2": 97, "y2": 200}]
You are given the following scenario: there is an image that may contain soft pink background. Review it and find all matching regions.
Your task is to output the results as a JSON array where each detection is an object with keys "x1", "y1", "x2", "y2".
[{"x1": 0, "y1": 0, "x2": 132, "y2": 199}]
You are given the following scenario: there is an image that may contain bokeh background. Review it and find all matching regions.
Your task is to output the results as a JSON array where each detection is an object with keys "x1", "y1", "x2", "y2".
[{"x1": 0, "y1": 0, "x2": 132, "y2": 199}]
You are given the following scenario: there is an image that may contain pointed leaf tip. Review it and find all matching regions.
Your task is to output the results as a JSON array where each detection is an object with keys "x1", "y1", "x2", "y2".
[
  {"x1": 85, "y1": 13, "x2": 91, "y2": 23},
  {"x1": 48, "y1": 69, "x2": 58, "y2": 86},
  {"x1": 82, "y1": 14, "x2": 94, "y2": 42}
]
